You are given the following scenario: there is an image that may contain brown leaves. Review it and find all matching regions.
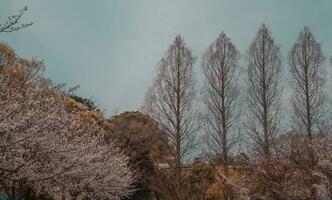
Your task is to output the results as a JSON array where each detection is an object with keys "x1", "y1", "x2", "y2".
[{"x1": 0, "y1": 43, "x2": 15, "y2": 68}]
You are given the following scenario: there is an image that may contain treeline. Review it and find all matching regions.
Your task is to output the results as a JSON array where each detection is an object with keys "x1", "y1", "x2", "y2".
[{"x1": 143, "y1": 24, "x2": 332, "y2": 200}]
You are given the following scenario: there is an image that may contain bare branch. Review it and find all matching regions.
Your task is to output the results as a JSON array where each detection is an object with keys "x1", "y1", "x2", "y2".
[{"x1": 0, "y1": 6, "x2": 33, "y2": 34}]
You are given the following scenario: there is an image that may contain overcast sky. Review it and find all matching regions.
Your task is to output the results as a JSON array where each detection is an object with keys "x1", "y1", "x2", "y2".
[{"x1": 1, "y1": 0, "x2": 332, "y2": 115}]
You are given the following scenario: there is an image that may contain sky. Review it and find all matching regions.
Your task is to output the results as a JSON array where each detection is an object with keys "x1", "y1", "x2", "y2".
[{"x1": 1, "y1": 0, "x2": 332, "y2": 116}]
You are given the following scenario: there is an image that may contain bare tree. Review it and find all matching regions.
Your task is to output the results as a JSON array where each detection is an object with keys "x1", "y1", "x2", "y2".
[
  {"x1": 289, "y1": 27, "x2": 326, "y2": 200},
  {"x1": 201, "y1": 32, "x2": 240, "y2": 200},
  {"x1": 246, "y1": 24, "x2": 282, "y2": 199},
  {"x1": 143, "y1": 35, "x2": 196, "y2": 200},
  {"x1": 0, "y1": 6, "x2": 32, "y2": 34}
]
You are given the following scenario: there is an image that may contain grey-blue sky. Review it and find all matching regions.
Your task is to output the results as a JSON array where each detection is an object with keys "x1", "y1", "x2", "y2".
[{"x1": 1, "y1": 0, "x2": 332, "y2": 115}]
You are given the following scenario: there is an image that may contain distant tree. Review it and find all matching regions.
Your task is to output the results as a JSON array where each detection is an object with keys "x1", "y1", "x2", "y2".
[
  {"x1": 289, "y1": 27, "x2": 326, "y2": 200},
  {"x1": 70, "y1": 94, "x2": 99, "y2": 111},
  {"x1": 143, "y1": 35, "x2": 197, "y2": 200},
  {"x1": 185, "y1": 163, "x2": 216, "y2": 200},
  {"x1": 0, "y1": 6, "x2": 33, "y2": 34},
  {"x1": 201, "y1": 32, "x2": 240, "y2": 200},
  {"x1": 108, "y1": 111, "x2": 168, "y2": 200},
  {"x1": 246, "y1": 24, "x2": 282, "y2": 199}
]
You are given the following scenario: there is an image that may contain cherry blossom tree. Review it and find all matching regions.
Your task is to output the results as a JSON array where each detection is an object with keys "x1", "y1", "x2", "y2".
[
  {"x1": 280, "y1": 131, "x2": 332, "y2": 199},
  {"x1": 0, "y1": 45, "x2": 134, "y2": 199}
]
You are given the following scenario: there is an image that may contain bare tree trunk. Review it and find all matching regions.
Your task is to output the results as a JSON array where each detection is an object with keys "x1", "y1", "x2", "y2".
[
  {"x1": 202, "y1": 32, "x2": 240, "y2": 200},
  {"x1": 289, "y1": 27, "x2": 326, "y2": 200},
  {"x1": 143, "y1": 35, "x2": 196, "y2": 200},
  {"x1": 246, "y1": 24, "x2": 281, "y2": 199}
]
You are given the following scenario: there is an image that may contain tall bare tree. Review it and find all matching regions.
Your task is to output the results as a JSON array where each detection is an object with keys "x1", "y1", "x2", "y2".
[
  {"x1": 0, "y1": 6, "x2": 32, "y2": 34},
  {"x1": 290, "y1": 27, "x2": 326, "y2": 139},
  {"x1": 246, "y1": 24, "x2": 282, "y2": 199},
  {"x1": 143, "y1": 35, "x2": 196, "y2": 200},
  {"x1": 202, "y1": 32, "x2": 240, "y2": 200},
  {"x1": 289, "y1": 27, "x2": 326, "y2": 200}
]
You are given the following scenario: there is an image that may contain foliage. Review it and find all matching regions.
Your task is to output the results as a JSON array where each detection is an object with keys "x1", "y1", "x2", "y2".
[
  {"x1": 185, "y1": 163, "x2": 216, "y2": 199},
  {"x1": 108, "y1": 111, "x2": 168, "y2": 200},
  {"x1": 70, "y1": 94, "x2": 99, "y2": 111},
  {"x1": 0, "y1": 43, "x2": 15, "y2": 68},
  {"x1": 0, "y1": 43, "x2": 134, "y2": 200}
]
